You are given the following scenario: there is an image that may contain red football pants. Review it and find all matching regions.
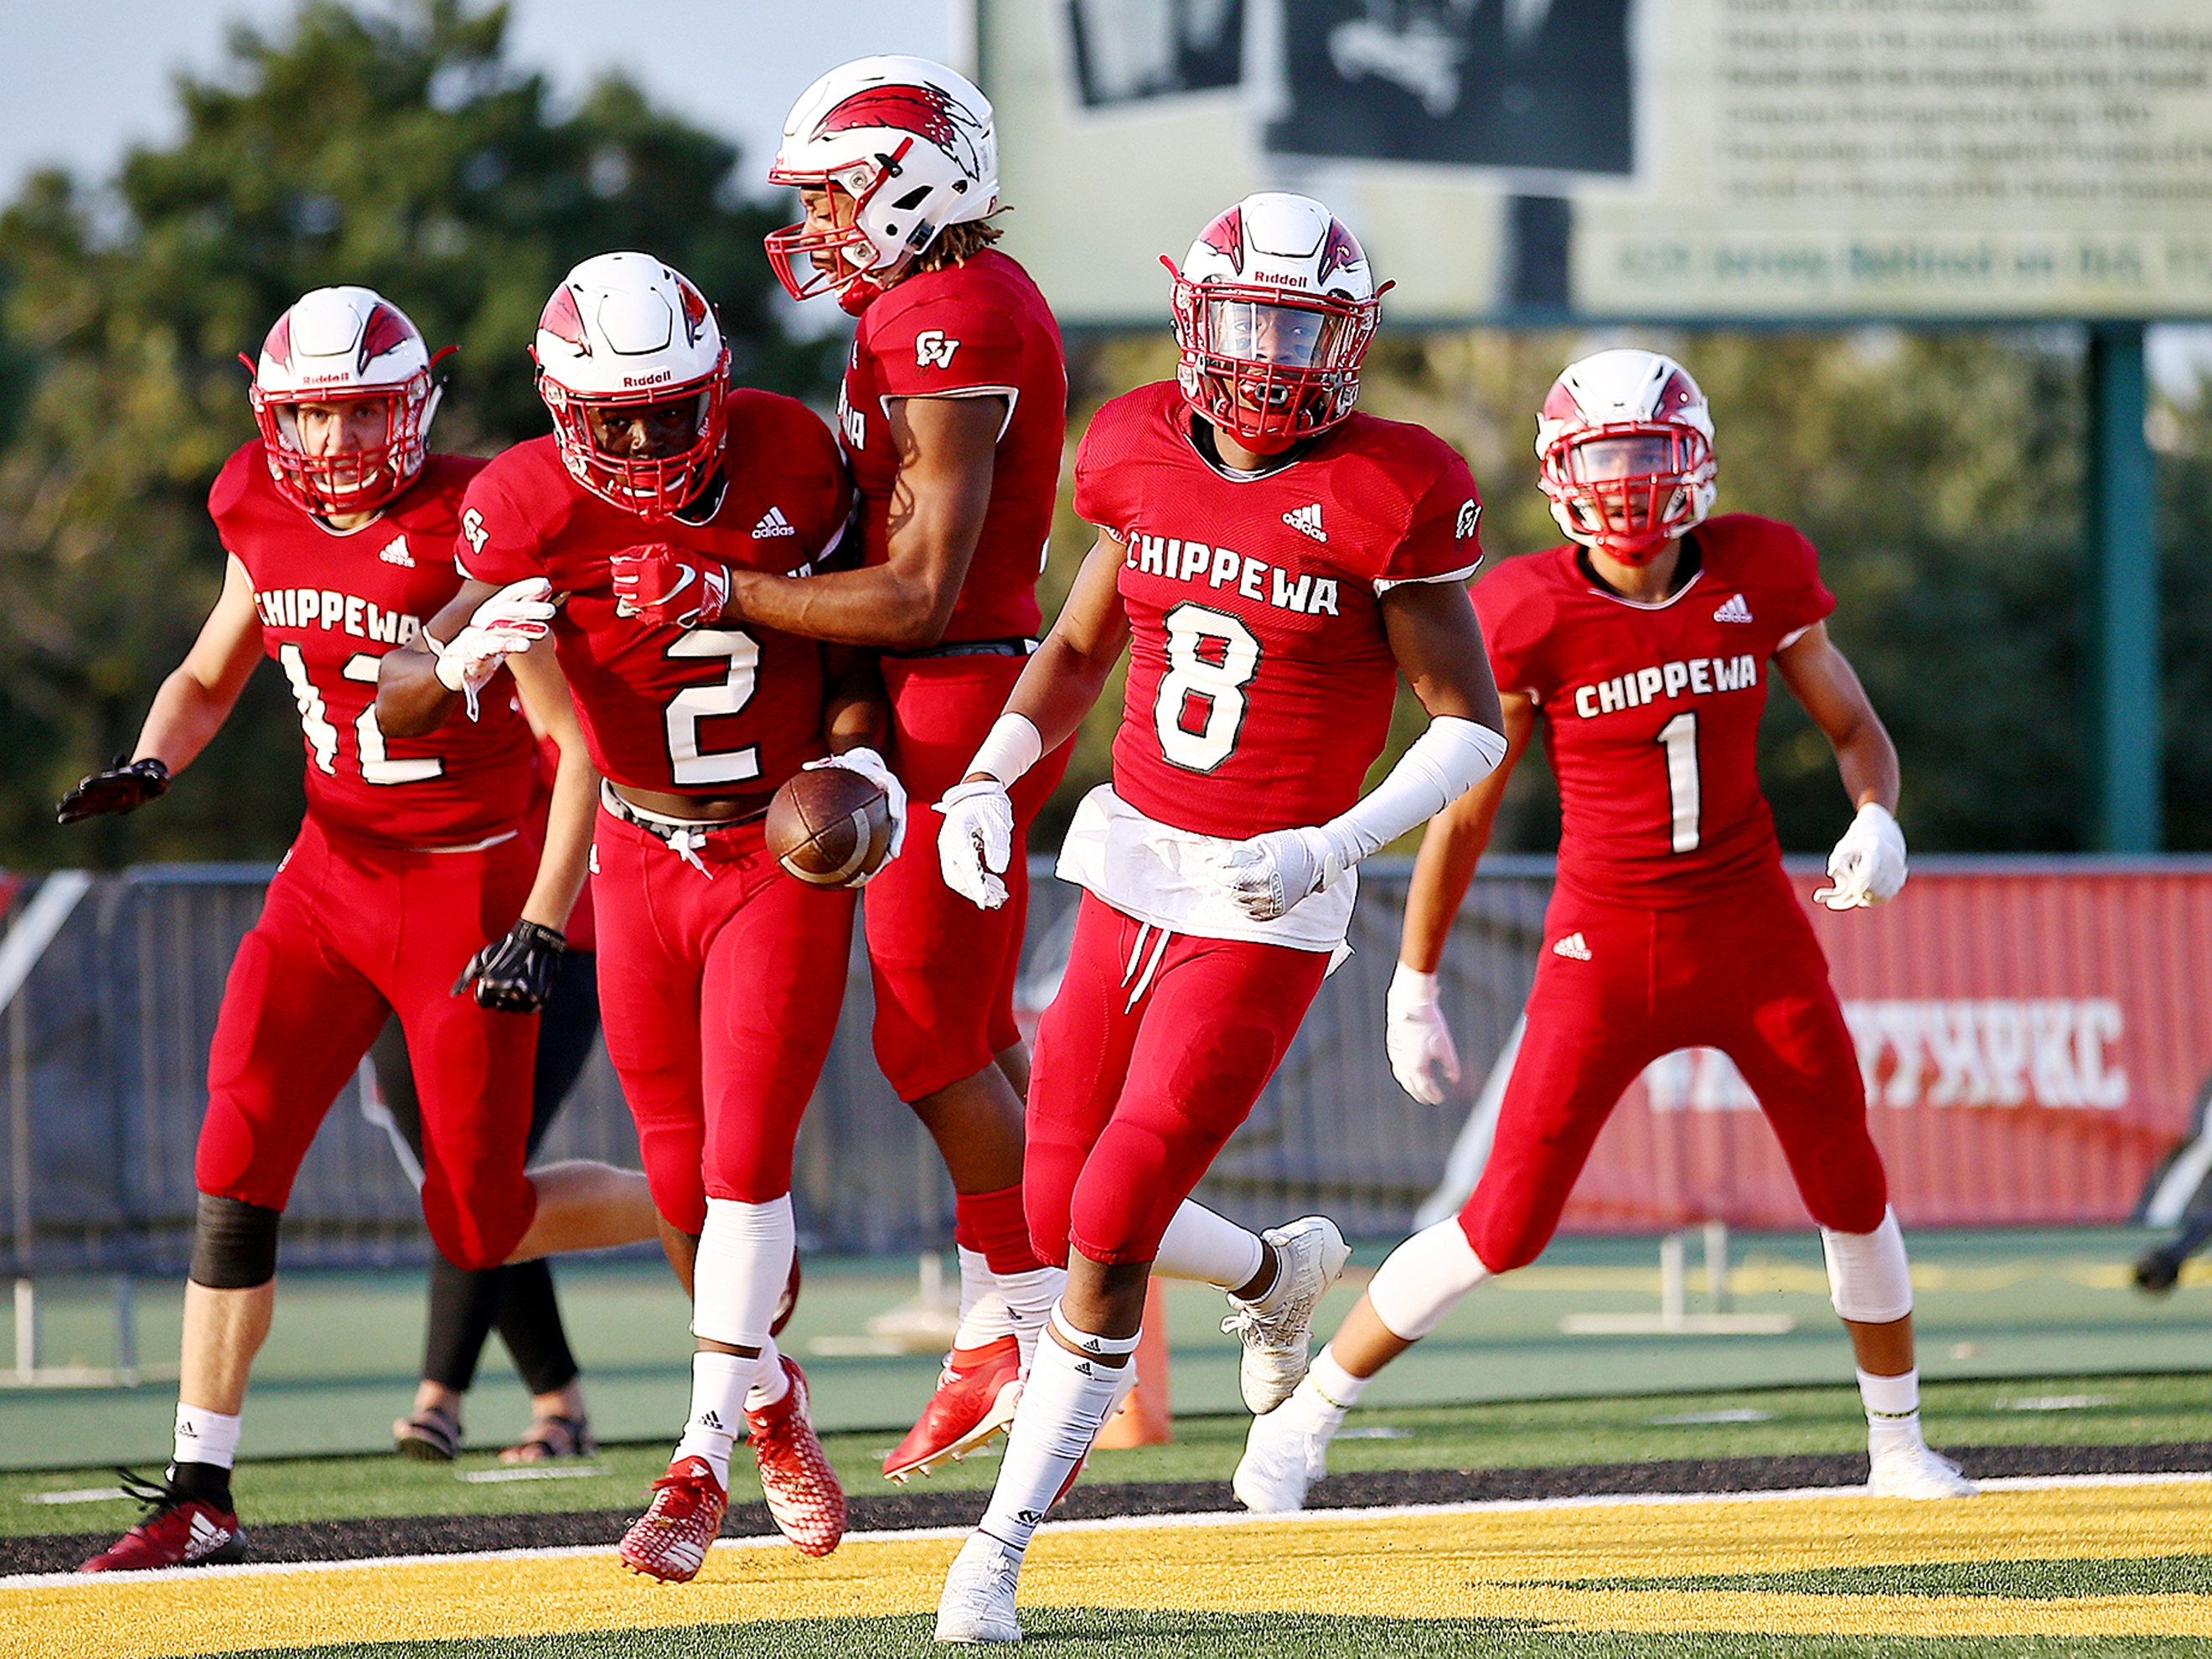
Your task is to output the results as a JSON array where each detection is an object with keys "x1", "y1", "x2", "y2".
[
  {"x1": 865, "y1": 654, "x2": 1071, "y2": 1101},
  {"x1": 1025, "y1": 893, "x2": 1330, "y2": 1266},
  {"x1": 1460, "y1": 863, "x2": 1889, "y2": 1272},
  {"x1": 197, "y1": 818, "x2": 540, "y2": 1271},
  {"x1": 590, "y1": 804, "x2": 855, "y2": 1233}
]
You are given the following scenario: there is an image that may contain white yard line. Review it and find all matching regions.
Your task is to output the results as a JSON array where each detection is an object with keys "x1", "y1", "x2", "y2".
[{"x1": 4, "y1": 1468, "x2": 2206, "y2": 1593}]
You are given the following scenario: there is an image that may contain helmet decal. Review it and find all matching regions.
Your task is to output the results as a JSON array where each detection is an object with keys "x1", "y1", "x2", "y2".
[
  {"x1": 1316, "y1": 220, "x2": 1366, "y2": 290},
  {"x1": 538, "y1": 284, "x2": 592, "y2": 354},
  {"x1": 674, "y1": 276, "x2": 711, "y2": 349},
  {"x1": 1539, "y1": 378, "x2": 1584, "y2": 423},
  {"x1": 814, "y1": 84, "x2": 986, "y2": 181},
  {"x1": 356, "y1": 302, "x2": 415, "y2": 374},
  {"x1": 1198, "y1": 206, "x2": 1246, "y2": 275},
  {"x1": 1655, "y1": 367, "x2": 1700, "y2": 416},
  {"x1": 261, "y1": 312, "x2": 293, "y2": 371}
]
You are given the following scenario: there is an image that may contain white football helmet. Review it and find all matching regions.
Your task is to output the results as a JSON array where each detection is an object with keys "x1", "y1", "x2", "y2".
[
  {"x1": 1537, "y1": 349, "x2": 1717, "y2": 566},
  {"x1": 1166, "y1": 194, "x2": 1385, "y2": 455},
  {"x1": 244, "y1": 286, "x2": 447, "y2": 515},
  {"x1": 530, "y1": 251, "x2": 729, "y2": 519},
  {"x1": 766, "y1": 55, "x2": 998, "y2": 312}
]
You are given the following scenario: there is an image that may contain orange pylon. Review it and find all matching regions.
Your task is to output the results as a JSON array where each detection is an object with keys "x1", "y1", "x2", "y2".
[{"x1": 1095, "y1": 1280, "x2": 1171, "y2": 1447}]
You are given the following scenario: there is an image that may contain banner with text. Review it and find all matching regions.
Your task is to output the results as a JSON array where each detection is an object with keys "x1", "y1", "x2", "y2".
[
  {"x1": 1552, "y1": 869, "x2": 2212, "y2": 1231},
  {"x1": 982, "y1": 0, "x2": 2212, "y2": 322}
]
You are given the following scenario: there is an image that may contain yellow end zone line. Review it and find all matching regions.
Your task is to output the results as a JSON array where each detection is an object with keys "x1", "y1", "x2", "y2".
[
  {"x1": 3, "y1": 1468, "x2": 2205, "y2": 1593},
  {"x1": 7, "y1": 1475, "x2": 2210, "y2": 1657}
]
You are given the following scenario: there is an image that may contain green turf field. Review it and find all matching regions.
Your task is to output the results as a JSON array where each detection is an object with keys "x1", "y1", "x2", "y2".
[{"x1": 4, "y1": 1227, "x2": 2205, "y2": 1472}]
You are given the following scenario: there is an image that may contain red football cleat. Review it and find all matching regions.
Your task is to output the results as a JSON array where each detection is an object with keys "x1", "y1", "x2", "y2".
[
  {"x1": 883, "y1": 1336, "x2": 1024, "y2": 1483},
  {"x1": 747, "y1": 1356, "x2": 846, "y2": 1557},
  {"x1": 79, "y1": 1472, "x2": 245, "y2": 1573},
  {"x1": 617, "y1": 1455, "x2": 727, "y2": 1584}
]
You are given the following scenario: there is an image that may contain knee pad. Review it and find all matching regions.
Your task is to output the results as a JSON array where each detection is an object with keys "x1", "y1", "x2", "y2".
[
  {"x1": 1367, "y1": 1218, "x2": 1492, "y2": 1341},
  {"x1": 1822, "y1": 1205, "x2": 1913, "y2": 1323},
  {"x1": 189, "y1": 1194, "x2": 282, "y2": 1289}
]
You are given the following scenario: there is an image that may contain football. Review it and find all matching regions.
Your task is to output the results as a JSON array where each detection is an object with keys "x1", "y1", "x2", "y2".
[{"x1": 767, "y1": 762, "x2": 895, "y2": 887}]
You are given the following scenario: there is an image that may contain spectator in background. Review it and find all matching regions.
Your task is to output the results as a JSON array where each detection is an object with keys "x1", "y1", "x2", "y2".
[{"x1": 375, "y1": 731, "x2": 602, "y2": 1463}]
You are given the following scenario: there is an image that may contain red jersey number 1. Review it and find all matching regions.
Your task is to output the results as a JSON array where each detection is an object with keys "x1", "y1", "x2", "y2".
[{"x1": 1656, "y1": 711, "x2": 1700, "y2": 853}]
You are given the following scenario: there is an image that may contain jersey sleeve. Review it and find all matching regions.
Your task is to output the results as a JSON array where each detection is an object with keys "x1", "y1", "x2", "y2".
[
  {"x1": 1471, "y1": 563, "x2": 1548, "y2": 699},
  {"x1": 205, "y1": 444, "x2": 259, "y2": 554},
  {"x1": 772, "y1": 401, "x2": 857, "y2": 571},
  {"x1": 1375, "y1": 451, "x2": 1485, "y2": 592},
  {"x1": 867, "y1": 288, "x2": 1027, "y2": 402},
  {"x1": 1768, "y1": 522, "x2": 1837, "y2": 645},
  {"x1": 453, "y1": 464, "x2": 550, "y2": 587},
  {"x1": 1070, "y1": 399, "x2": 1135, "y2": 538}
]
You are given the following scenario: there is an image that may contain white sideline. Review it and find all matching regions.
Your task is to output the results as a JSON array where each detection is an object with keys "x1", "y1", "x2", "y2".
[{"x1": 3, "y1": 1468, "x2": 2205, "y2": 1593}]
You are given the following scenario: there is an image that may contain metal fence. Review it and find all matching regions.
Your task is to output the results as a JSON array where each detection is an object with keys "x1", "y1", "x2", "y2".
[{"x1": 0, "y1": 859, "x2": 1553, "y2": 1279}]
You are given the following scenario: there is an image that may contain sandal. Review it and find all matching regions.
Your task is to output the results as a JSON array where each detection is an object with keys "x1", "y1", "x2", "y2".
[
  {"x1": 499, "y1": 1412, "x2": 596, "y2": 1465},
  {"x1": 393, "y1": 1402, "x2": 464, "y2": 1462}
]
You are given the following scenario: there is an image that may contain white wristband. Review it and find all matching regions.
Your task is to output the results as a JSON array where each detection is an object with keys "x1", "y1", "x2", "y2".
[{"x1": 966, "y1": 713, "x2": 1044, "y2": 787}]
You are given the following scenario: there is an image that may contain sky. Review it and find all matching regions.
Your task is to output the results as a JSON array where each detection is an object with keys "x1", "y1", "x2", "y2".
[
  {"x1": 0, "y1": 0, "x2": 954, "y2": 201},
  {"x1": 0, "y1": 0, "x2": 2203, "y2": 397}
]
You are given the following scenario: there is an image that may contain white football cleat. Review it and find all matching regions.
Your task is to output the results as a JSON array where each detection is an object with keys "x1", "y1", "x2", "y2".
[
  {"x1": 1222, "y1": 1216, "x2": 1351, "y2": 1414},
  {"x1": 935, "y1": 1532, "x2": 1025, "y2": 1644},
  {"x1": 1867, "y1": 1439, "x2": 1977, "y2": 1499},
  {"x1": 1233, "y1": 1399, "x2": 1331, "y2": 1513}
]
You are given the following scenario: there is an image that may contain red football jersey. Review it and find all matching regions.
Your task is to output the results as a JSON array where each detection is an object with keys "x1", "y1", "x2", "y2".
[
  {"x1": 211, "y1": 442, "x2": 535, "y2": 849},
  {"x1": 1476, "y1": 514, "x2": 1836, "y2": 906},
  {"x1": 1073, "y1": 382, "x2": 1485, "y2": 840},
  {"x1": 457, "y1": 391, "x2": 851, "y2": 798},
  {"x1": 840, "y1": 249, "x2": 1066, "y2": 643}
]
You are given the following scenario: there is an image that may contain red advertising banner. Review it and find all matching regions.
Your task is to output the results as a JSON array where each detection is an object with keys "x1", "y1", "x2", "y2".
[{"x1": 1556, "y1": 867, "x2": 2212, "y2": 1231}]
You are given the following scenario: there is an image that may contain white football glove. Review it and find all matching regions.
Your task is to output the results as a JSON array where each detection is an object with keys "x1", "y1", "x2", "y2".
[
  {"x1": 1386, "y1": 962, "x2": 1461, "y2": 1105},
  {"x1": 1221, "y1": 825, "x2": 1349, "y2": 923},
  {"x1": 1815, "y1": 801, "x2": 1908, "y2": 911},
  {"x1": 803, "y1": 746, "x2": 907, "y2": 882},
  {"x1": 434, "y1": 578, "x2": 554, "y2": 719},
  {"x1": 936, "y1": 778, "x2": 1015, "y2": 911}
]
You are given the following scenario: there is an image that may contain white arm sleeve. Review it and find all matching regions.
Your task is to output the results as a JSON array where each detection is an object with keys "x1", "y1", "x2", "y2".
[{"x1": 1318, "y1": 716, "x2": 1509, "y2": 871}]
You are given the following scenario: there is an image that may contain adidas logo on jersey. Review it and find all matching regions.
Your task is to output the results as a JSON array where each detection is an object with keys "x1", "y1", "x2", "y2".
[
  {"x1": 753, "y1": 507, "x2": 796, "y2": 540},
  {"x1": 1282, "y1": 503, "x2": 1327, "y2": 542},
  {"x1": 1553, "y1": 932, "x2": 1593, "y2": 960},
  {"x1": 378, "y1": 535, "x2": 416, "y2": 568},
  {"x1": 1713, "y1": 592, "x2": 1754, "y2": 623}
]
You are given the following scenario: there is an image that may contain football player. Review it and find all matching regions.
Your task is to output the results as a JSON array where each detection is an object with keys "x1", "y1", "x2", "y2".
[
  {"x1": 64, "y1": 287, "x2": 658, "y2": 1574},
  {"x1": 1235, "y1": 349, "x2": 1978, "y2": 1513},
  {"x1": 380, "y1": 727, "x2": 606, "y2": 1465},
  {"x1": 728, "y1": 54, "x2": 1071, "y2": 1481},
  {"x1": 931, "y1": 194, "x2": 1507, "y2": 1641},
  {"x1": 379, "y1": 252, "x2": 888, "y2": 1581}
]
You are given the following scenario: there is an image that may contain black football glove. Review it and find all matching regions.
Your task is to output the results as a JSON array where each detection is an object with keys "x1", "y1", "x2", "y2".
[
  {"x1": 56, "y1": 756, "x2": 170, "y2": 824},
  {"x1": 452, "y1": 919, "x2": 566, "y2": 1014}
]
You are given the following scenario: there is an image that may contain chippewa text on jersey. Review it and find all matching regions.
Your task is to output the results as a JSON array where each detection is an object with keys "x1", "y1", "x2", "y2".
[
  {"x1": 252, "y1": 589, "x2": 425, "y2": 645},
  {"x1": 1570, "y1": 653, "x2": 1760, "y2": 718},
  {"x1": 1124, "y1": 534, "x2": 1343, "y2": 618}
]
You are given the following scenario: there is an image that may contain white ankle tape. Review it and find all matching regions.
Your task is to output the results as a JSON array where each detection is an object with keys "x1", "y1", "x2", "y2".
[{"x1": 1047, "y1": 1305, "x2": 1143, "y2": 1359}]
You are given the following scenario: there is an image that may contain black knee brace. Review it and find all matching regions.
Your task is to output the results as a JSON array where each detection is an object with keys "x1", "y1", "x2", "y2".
[{"x1": 189, "y1": 1194, "x2": 282, "y2": 1289}]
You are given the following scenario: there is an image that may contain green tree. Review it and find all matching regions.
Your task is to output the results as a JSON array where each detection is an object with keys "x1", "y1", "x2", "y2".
[{"x1": 0, "y1": 0, "x2": 838, "y2": 870}]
